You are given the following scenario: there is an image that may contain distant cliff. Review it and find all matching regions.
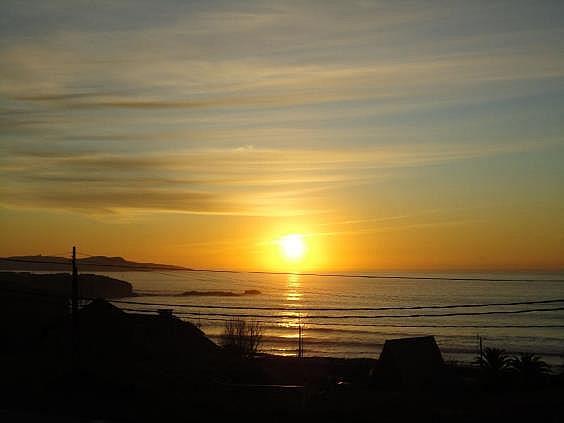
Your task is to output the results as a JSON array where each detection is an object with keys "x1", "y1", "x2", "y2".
[
  {"x1": 0, "y1": 255, "x2": 188, "y2": 272},
  {"x1": 0, "y1": 271, "x2": 134, "y2": 299}
]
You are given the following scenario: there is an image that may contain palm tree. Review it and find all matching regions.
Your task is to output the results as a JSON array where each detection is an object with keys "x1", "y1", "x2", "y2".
[
  {"x1": 475, "y1": 347, "x2": 511, "y2": 389},
  {"x1": 509, "y1": 352, "x2": 550, "y2": 386},
  {"x1": 477, "y1": 347, "x2": 510, "y2": 374}
]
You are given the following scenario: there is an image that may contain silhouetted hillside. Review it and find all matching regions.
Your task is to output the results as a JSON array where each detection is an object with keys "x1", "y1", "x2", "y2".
[
  {"x1": 0, "y1": 255, "x2": 188, "y2": 271},
  {"x1": 0, "y1": 271, "x2": 133, "y2": 298}
]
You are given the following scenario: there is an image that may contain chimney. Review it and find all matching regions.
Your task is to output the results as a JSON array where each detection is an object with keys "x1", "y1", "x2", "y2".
[{"x1": 157, "y1": 308, "x2": 173, "y2": 319}]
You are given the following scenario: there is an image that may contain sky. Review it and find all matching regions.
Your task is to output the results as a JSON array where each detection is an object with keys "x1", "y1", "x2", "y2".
[{"x1": 1, "y1": 0, "x2": 563, "y2": 271}]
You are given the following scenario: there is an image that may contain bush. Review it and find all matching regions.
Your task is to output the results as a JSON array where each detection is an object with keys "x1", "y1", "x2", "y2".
[{"x1": 220, "y1": 318, "x2": 263, "y2": 357}]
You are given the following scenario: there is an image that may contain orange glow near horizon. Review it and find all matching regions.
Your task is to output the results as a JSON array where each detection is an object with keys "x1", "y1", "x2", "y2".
[{"x1": 1, "y1": 208, "x2": 563, "y2": 272}]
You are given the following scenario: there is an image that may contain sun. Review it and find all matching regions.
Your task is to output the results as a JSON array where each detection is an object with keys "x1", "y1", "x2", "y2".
[{"x1": 279, "y1": 234, "x2": 307, "y2": 262}]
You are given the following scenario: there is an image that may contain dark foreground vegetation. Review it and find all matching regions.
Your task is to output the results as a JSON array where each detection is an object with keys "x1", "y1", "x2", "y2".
[{"x1": 1, "y1": 273, "x2": 563, "y2": 422}]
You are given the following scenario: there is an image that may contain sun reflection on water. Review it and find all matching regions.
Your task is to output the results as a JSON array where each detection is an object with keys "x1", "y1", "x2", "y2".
[
  {"x1": 286, "y1": 273, "x2": 302, "y2": 303},
  {"x1": 279, "y1": 273, "x2": 307, "y2": 329}
]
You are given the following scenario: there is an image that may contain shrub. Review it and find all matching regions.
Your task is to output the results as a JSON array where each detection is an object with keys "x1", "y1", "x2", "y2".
[{"x1": 220, "y1": 318, "x2": 263, "y2": 357}]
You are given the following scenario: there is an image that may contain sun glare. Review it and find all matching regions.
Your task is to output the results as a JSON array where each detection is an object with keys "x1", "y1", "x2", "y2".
[{"x1": 279, "y1": 234, "x2": 306, "y2": 262}]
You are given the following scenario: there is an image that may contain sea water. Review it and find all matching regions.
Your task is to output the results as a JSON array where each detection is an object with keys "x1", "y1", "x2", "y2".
[{"x1": 94, "y1": 270, "x2": 564, "y2": 367}]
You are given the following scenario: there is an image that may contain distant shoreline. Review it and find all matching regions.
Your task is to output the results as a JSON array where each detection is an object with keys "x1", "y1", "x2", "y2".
[
  {"x1": 142, "y1": 289, "x2": 262, "y2": 297},
  {"x1": 0, "y1": 255, "x2": 188, "y2": 272},
  {"x1": 2, "y1": 255, "x2": 563, "y2": 276}
]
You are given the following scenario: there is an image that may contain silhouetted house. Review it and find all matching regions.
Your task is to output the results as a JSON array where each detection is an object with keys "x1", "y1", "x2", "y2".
[
  {"x1": 376, "y1": 336, "x2": 445, "y2": 390},
  {"x1": 42, "y1": 299, "x2": 224, "y2": 388}
]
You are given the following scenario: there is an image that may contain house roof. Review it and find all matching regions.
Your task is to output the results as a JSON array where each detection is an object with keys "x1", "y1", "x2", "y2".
[
  {"x1": 79, "y1": 299, "x2": 219, "y2": 356},
  {"x1": 378, "y1": 336, "x2": 445, "y2": 388}
]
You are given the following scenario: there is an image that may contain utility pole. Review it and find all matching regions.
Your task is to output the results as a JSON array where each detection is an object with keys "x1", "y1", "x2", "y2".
[
  {"x1": 298, "y1": 324, "x2": 301, "y2": 358},
  {"x1": 71, "y1": 246, "x2": 79, "y2": 371},
  {"x1": 297, "y1": 318, "x2": 304, "y2": 359},
  {"x1": 479, "y1": 335, "x2": 483, "y2": 367}
]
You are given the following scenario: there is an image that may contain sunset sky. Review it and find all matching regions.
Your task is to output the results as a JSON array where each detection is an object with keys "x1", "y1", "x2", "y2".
[{"x1": 1, "y1": 1, "x2": 563, "y2": 271}]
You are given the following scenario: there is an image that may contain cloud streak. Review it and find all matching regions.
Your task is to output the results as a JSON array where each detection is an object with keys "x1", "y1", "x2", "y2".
[
  {"x1": 0, "y1": 140, "x2": 552, "y2": 216},
  {"x1": 0, "y1": 0, "x2": 563, "y2": 229}
]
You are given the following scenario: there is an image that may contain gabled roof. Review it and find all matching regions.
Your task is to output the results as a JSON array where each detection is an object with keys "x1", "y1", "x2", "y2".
[{"x1": 378, "y1": 336, "x2": 445, "y2": 388}]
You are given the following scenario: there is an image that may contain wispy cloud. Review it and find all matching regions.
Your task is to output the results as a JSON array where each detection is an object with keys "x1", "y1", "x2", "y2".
[
  {"x1": 5, "y1": 51, "x2": 563, "y2": 113},
  {"x1": 0, "y1": 139, "x2": 551, "y2": 216},
  {"x1": 0, "y1": 0, "x2": 563, "y2": 227}
]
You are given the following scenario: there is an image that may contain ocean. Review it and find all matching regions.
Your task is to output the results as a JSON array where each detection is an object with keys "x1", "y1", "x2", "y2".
[{"x1": 97, "y1": 270, "x2": 564, "y2": 366}]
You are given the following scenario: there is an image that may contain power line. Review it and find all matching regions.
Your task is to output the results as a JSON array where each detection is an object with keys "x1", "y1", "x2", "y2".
[
  {"x1": 192, "y1": 269, "x2": 564, "y2": 283},
  {"x1": 197, "y1": 319, "x2": 564, "y2": 329},
  {"x1": 74, "y1": 252, "x2": 194, "y2": 281},
  {"x1": 117, "y1": 308, "x2": 564, "y2": 328},
  {"x1": 303, "y1": 323, "x2": 564, "y2": 329},
  {"x1": 4, "y1": 274, "x2": 563, "y2": 314},
  {"x1": 0, "y1": 287, "x2": 71, "y2": 305},
  {"x1": 5, "y1": 288, "x2": 564, "y2": 320},
  {"x1": 3, "y1": 262, "x2": 564, "y2": 315},
  {"x1": 115, "y1": 305, "x2": 564, "y2": 319},
  {"x1": 0, "y1": 286, "x2": 66, "y2": 297},
  {"x1": 44, "y1": 251, "x2": 73, "y2": 258},
  {"x1": 109, "y1": 297, "x2": 564, "y2": 312},
  {"x1": 3, "y1": 286, "x2": 563, "y2": 325},
  {"x1": 1, "y1": 258, "x2": 71, "y2": 265},
  {"x1": 0, "y1": 257, "x2": 182, "y2": 272},
  {"x1": 2, "y1": 257, "x2": 563, "y2": 282}
]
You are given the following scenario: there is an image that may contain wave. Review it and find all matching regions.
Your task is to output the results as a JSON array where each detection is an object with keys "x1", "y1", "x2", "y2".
[
  {"x1": 207, "y1": 331, "x2": 564, "y2": 359},
  {"x1": 134, "y1": 289, "x2": 261, "y2": 297}
]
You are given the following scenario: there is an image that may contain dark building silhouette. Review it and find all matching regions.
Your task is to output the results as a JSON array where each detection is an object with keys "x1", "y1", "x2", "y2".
[
  {"x1": 64, "y1": 299, "x2": 223, "y2": 382},
  {"x1": 376, "y1": 335, "x2": 445, "y2": 390}
]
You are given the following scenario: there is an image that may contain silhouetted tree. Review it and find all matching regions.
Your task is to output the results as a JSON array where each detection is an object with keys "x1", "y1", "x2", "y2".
[
  {"x1": 477, "y1": 347, "x2": 510, "y2": 374},
  {"x1": 220, "y1": 318, "x2": 263, "y2": 357},
  {"x1": 509, "y1": 352, "x2": 550, "y2": 388},
  {"x1": 476, "y1": 347, "x2": 510, "y2": 389}
]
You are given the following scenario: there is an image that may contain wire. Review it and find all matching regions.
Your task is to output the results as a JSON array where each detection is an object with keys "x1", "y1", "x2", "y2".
[
  {"x1": 5, "y1": 289, "x2": 563, "y2": 319},
  {"x1": 1, "y1": 258, "x2": 70, "y2": 265},
  {"x1": 2, "y1": 257, "x2": 563, "y2": 282},
  {"x1": 3, "y1": 264, "x2": 564, "y2": 318},
  {"x1": 115, "y1": 305, "x2": 564, "y2": 319},
  {"x1": 117, "y1": 309, "x2": 564, "y2": 328},
  {"x1": 44, "y1": 251, "x2": 73, "y2": 258},
  {"x1": 75, "y1": 253, "x2": 193, "y2": 281},
  {"x1": 190, "y1": 318, "x2": 564, "y2": 329},
  {"x1": 187, "y1": 269, "x2": 564, "y2": 283},
  {"x1": 0, "y1": 287, "x2": 71, "y2": 305},
  {"x1": 109, "y1": 298, "x2": 564, "y2": 312},
  {"x1": 0, "y1": 257, "x2": 181, "y2": 272},
  {"x1": 3, "y1": 287, "x2": 562, "y2": 326},
  {"x1": 4, "y1": 268, "x2": 564, "y2": 314},
  {"x1": 75, "y1": 251, "x2": 103, "y2": 257}
]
